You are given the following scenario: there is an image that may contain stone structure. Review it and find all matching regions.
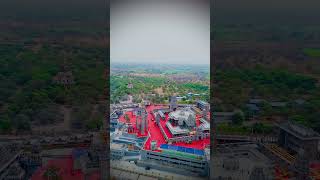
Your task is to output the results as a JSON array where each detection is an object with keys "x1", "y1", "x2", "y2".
[
  {"x1": 168, "y1": 109, "x2": 196, "y2": 128},
  {"x1": 140, "y1": 144, "x2": 209, "y2": 177},
  {"x1": 294, "y1": 149, "x2": 312, "y2": 180},
  {"x1": 169, "y1": 96, "x2": 177, "y2": 111},
  {"x1": 196, "y1": 100, "x2": 209, "y2": 111},
  {"x1": 277, "y1": 121, "x2": 320, "y2": 160}
]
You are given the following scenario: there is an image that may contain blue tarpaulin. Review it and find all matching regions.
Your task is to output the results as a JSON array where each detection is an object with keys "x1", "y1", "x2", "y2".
[{"x1": 160, "y1": 144, "x2": 205, "y2": 156}]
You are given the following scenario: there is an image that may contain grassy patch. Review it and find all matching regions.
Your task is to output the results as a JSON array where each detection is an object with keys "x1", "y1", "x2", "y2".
[{"x1": 303, "y1": 48, "x2": 320, "y2": 58}]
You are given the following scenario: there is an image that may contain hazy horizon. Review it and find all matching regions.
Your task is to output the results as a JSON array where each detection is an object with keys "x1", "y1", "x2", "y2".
[{"x1": 110, "y1": 60, "x2": 210, "y2": 66}]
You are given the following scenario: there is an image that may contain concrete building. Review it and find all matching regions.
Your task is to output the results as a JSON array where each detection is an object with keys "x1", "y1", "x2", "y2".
[
  {"x1": 198, "y1": 118, "x2": 210, "y2": 133},
  {"x1": 110, "y1": 111, "x2": 119, "y2": 132},
  {"x1": 134, "y1": 108, "x2": 148, "y2": 135},
  {"x1": 110, "y1": 133, "x2": 146, "y2": 161},
  {"x1": 166, "y1": 122, "x2": 190, "y2": 137},
  {"x1": 110, "y1": 143, "x2": 126, "y2": 160},
  {"x1": 212, "y1": 112, "x2": 235, "y2": 124},
  {"x1": 202, "y1": 108, "x2": 209, "y2": 121},
  {"x1": 168, "y1": 109, "x2": 196, "y2": 128},
  {"x1": 169, "y1": 96, "x2": 177, "y2": 111},
  {"x1": 276, "y1": 121, "x2": 320, "y2": 160},
  {"x1": 196, "y1": 100, "x2": 209, "y2": 111},
  {"x1": 139, "y1": 144, "x2": 209, "y2": 177},
  {"x1": 155, "y1": 112, "x2": 161, "y2": 125},
  {"x1": 158, "y1": 110, "x2": 165, "y2": 119},
  {"x1": 211, "y1": 143, "x2": 274, "y2": 180}
]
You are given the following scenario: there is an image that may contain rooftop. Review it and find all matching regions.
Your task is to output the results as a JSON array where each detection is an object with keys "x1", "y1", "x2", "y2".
[
  {"x1": 277, "y1": 121, "x2": 320, "y2": 140},
  {"x1": 198, "y1": 118, "x2": 210, "y2": 131},
  {"x1": 160, "y1": 144, "x2": 205, "y2": 156},
  {"x1": 166, "y1": 121, "x2": 190, "y2": 135},
  {"x1": 212, "y1": 143, "x2": 273, "y2": 180},
  {"x1": 168, "y1": 109, "x2": 196, "y2": 127},
  {"x1": 246, "y1": 104, "x2": 260, "y2": 111},
  {"x1": 111, "y1": 143, "x2": 126, "y2": 150},
  {"x1": 197, "y1": 100, "x2": 209, "y2": 105}
]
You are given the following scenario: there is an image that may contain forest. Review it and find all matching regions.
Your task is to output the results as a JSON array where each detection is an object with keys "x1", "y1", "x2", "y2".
[
  {"x1": 0, "y1": 0, "x2": 107, "y2": 133},
  {"x1": 215, "y1": 67, "x2": 320, "y2": 125},
  {"x1": 0, "y1": 43, "x2": 106, "y2": 133}
]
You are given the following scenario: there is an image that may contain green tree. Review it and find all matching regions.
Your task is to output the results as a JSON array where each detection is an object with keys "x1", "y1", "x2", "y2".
[
  {"x1": 252, "y1": 123, "x2": 272, "y2": 134},
  {"x1": 0, "y1": 119, "x2": 12, "y2": 133},
  {"x1": 86, "y1": 118, "x2": 103, "y2": 130},
  {"x1": 291, "y1": 115, "x2": 306, "y2": 124},
  {"x1": 232, "y1": 110, "x2": 245, "y2": 125}
]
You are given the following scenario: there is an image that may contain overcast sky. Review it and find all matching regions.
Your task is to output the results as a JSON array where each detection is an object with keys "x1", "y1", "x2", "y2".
[{"x1": 111, "y1": 1, "x2": 210, "y2": 65}]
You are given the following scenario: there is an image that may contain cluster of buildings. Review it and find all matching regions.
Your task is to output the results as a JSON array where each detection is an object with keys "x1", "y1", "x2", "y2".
[
  {"x1": 174, "y1": 92, "x2": 208, "y2": 102},
  {"x1": 29, "y1": 132, "x2": 108, "y2": 180},
  {"x1": 211, "y1": 142, "x2": 274, "y2": 180},
  {"x1": 0, "y1": 132, "x2": 105, "y2": 180},
  {"x1": 2, "y1": 94, "x2": 320, "y2": 180},
  {"x1": 110, "y1": 97, "x2": 211, "y2": 178},
  {"x1": 111, "y1": 95, "x2": 320, "y2": 179},
  {"x1": 213, "y1": 98, "x2": 308, "y2": 123},
  {"x1": 210, "y1": 120, "x2": 320, "y2": 180},
  {"x1": 246, "y1": 98, "x2": 307, "y2": 117}
]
